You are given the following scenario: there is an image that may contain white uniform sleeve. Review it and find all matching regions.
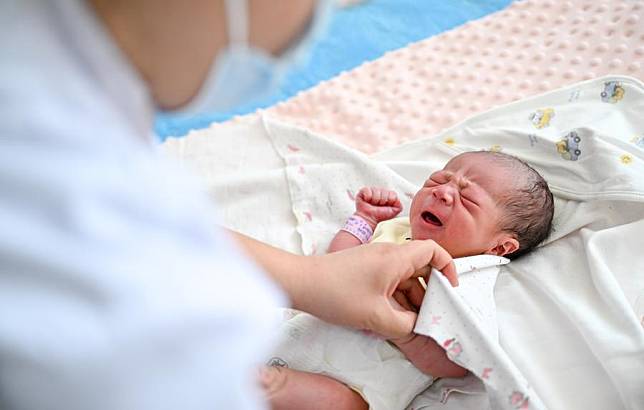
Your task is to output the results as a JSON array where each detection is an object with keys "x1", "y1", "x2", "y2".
[{"x1": 0, "y1": 131, "x2": 285, "y2": 409}]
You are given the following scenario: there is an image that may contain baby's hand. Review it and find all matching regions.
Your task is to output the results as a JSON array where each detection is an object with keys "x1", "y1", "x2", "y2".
[{"x1": 355, "y1": 187, "x2": 403, "y2": 228}]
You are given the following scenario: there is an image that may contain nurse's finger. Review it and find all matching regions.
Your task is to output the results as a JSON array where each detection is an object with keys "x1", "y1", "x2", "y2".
[
  {"x1": 403, "y1": 240, "x2": 458, "y2": 287},
  {"x1": 372, "y1": 300, "x2": 418, "y2": 339}
]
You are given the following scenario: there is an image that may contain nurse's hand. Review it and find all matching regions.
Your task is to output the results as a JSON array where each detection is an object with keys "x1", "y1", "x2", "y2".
[
  {"x1": 299, "y1": 240, "x2": 457, "y2": 339},
  {"x1": 231, "y1": 231, "x2": 457, "y2": 339}
]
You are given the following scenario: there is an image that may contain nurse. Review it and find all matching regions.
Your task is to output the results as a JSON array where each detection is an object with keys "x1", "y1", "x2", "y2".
[{"x1": 0, "y1": 1, "x2": 457, "y2": 409}]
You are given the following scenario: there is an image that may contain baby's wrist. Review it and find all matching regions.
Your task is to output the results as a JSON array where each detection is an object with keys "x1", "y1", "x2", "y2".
[
  {"x1": 341, "y1": 214, "x2": 376, "y2": 244},
  {"x1": 353, "y1": 212, "x2": 378, "y2": 231}
]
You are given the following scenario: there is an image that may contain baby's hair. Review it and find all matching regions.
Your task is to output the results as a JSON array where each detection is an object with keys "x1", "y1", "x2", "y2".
[{"x1": 462, "y1": 151, "x2": 554, "y2": 260}]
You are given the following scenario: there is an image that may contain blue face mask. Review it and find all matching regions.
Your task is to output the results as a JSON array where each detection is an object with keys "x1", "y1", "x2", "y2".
[{"x1": 165, "y1": 0, "x2": 332, "y2": 116}]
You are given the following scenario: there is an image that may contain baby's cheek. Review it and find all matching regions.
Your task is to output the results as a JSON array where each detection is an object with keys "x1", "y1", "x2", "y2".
[{"x1": 410, "y1": 219, "x2": 436, "y2": 241}]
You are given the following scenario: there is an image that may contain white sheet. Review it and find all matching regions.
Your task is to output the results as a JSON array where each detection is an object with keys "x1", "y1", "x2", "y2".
[{"x1": 162, "y1": 75, "x2": 644, "y2": 409}]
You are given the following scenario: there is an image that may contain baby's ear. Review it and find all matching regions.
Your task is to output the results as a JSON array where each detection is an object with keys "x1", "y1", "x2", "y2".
[{"x1": 485, "y1": 236, "x2": 519, "y2": 257}]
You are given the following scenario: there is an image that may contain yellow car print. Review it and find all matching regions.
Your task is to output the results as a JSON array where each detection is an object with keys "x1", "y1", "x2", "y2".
[
  {"x1": 631, "y1": 136, "x2": 644, "y2": 148},
  {"x1": 556, "y1": 130, "x2": 581, "y2": 161},
  {"x1": 601, "y1": 81, "x2": 625, "y2": 103},
  {"x1": 529, "y1": 108, "x2": 555, "y2": 129}
]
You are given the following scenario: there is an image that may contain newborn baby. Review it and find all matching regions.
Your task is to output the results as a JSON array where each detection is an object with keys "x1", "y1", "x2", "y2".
[{"x1": 265, "y1": 151, "x2": 554, "y2": 410}]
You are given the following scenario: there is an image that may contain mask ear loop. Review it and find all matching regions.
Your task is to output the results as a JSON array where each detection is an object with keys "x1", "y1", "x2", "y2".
[{"x1": 224, "y1": 0, "x2": 249, "y2": 47}]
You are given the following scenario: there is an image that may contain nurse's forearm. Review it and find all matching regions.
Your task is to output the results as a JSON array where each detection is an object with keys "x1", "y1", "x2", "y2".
[
  {"x1": 227, "y1": 230, "x2": 370, "y2": 330},
  {"x1": 227, "y1": 230, "x2": 312, "y2": 310}
]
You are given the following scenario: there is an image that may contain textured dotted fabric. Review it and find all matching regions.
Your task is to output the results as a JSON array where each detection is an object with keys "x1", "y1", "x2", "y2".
[{"x1": 252, "y1": 0, "x2": 644, "y2": 154}]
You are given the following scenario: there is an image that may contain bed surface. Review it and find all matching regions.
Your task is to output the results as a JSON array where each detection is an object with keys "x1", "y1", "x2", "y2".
[
  {"x1": 158, "y1": 0, "x2": 644, "y2": 155},
  {"x1": 263, "y1": 0, "x2": 644, "y2": 153}
]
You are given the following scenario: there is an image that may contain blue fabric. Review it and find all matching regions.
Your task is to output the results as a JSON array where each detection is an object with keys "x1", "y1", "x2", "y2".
[{"x1": 155, "y1": 0, "x2": 513, "y2": 140}]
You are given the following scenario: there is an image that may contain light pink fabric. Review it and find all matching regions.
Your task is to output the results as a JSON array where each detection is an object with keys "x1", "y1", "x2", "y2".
[{"x1": 252, "y1": 0, "x2": 644, "y2": 154}]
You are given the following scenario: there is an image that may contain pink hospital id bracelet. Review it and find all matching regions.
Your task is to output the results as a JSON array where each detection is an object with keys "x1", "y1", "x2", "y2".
[{"x1": 341, "y1": 215, "x2": 374, "y2": 244}]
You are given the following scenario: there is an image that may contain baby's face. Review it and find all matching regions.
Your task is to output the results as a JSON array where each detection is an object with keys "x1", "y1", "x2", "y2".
[{"x1": 409, "y1": 153, "x2": 512, "y2": 258}]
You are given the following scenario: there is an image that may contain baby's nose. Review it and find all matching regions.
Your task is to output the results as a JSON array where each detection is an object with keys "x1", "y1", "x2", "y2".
[{"x1": 432, "y1": 185, "x2": 455, "y2": 205}]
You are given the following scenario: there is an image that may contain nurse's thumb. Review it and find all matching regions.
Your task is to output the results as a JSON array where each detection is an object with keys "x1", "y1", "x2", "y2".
[{"x1": 373, "y1": 304, "x2": 418, "y2": 340}]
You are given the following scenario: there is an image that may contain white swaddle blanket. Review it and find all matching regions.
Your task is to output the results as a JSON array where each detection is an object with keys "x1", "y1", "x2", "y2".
[
  {"x1": 270, "y1": 255, "x2": 509, "y2": 410},
  {"x1": 162, "y1": 75, "x2": 644, "y2": 409}
]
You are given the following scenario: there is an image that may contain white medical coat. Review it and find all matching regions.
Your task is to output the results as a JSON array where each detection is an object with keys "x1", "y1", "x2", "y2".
[{"x1": 0, "y1": 1, "x2": 285, "y2": 409}]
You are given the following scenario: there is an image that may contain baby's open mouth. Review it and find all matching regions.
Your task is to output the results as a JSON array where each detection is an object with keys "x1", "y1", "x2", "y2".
[{"x1": 422, "y1": 211, "x2": 443, "y2": 226}]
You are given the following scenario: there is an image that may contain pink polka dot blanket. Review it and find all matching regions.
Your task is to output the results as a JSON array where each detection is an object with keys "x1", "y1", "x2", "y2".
[
  {"x1": 163, "y1": 76, "x2": 644, "y2": 409},
  {"x1": 218, "y1": 0, "x2": 644, "y2": 155}
]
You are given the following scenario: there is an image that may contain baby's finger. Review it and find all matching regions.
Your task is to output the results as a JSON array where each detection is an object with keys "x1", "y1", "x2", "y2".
[
  {"x1": 381, "y1": 194, "x2": 390, "y2": 206},
  {"x1": 371, "y1": 187, "x2": 383, "y2": 205},
  {"x1": 405, "y1": 278, "x2": 426, "y2": 309},
  {"x1": 386, "y1": 190, "x2": 397, "y2": 205},
  {"x1": 393, "y1": 290, "x2": 416, "y2": 312},
  {"x1": 359, "y1": 187, "x2": 372, "y2": 202},
  {"x1": 392, "y1": 198, "x2": 403, "y2": 213},
  {"x1": 397, "y1": 277, "x2": 426, "y2": 308}
]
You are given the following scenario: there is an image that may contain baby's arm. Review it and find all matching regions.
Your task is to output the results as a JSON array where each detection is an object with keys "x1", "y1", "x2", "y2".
[
  {"x1": 391, "y1": 334, "x2": 468, "y2": 378},
  {"x1": 328, "y1": 187, "x2": 403, "y2": 253}
]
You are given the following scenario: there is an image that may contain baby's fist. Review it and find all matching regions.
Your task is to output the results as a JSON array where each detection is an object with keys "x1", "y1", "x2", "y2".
[{"x1": 355, "y1": 187, "x2": 403, "y2": 228}]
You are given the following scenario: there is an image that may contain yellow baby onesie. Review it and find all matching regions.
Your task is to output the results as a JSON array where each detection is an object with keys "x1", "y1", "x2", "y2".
[{"x1": 371, "y1": 216, "x2": 412, "y2": 245}]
